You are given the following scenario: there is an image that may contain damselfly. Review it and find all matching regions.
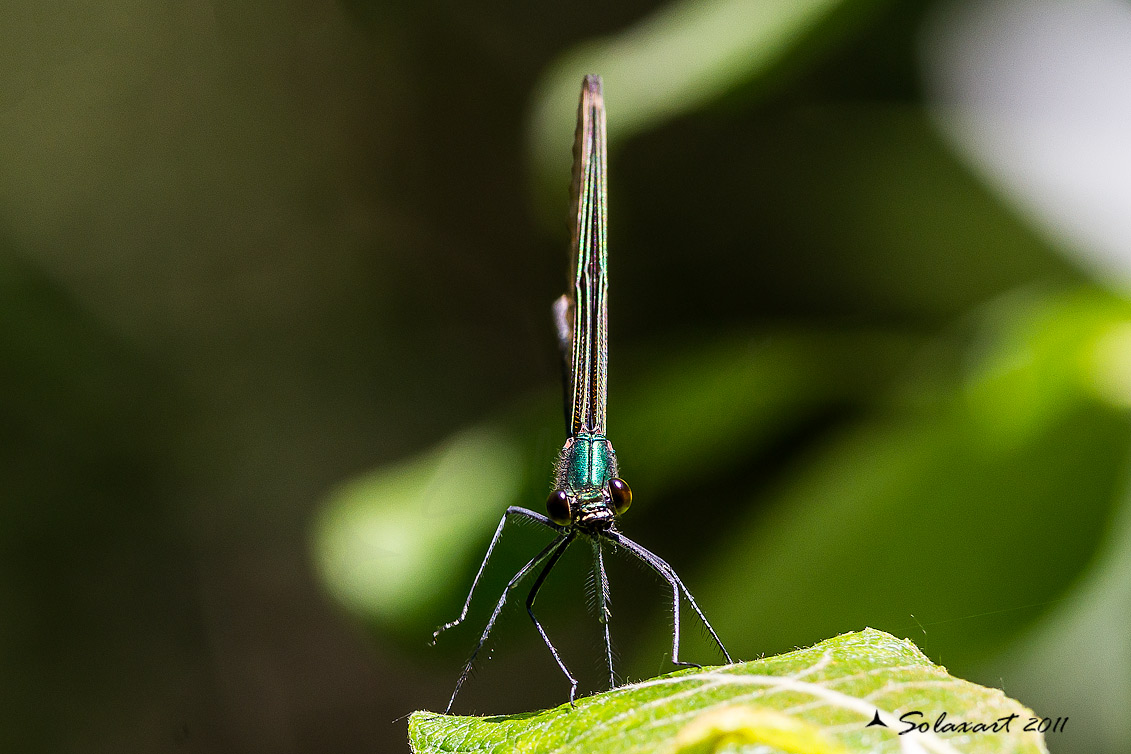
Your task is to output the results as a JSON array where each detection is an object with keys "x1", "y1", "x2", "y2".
[{"x1": 432, "y1": 75, "x2": 731, "y2": 713}]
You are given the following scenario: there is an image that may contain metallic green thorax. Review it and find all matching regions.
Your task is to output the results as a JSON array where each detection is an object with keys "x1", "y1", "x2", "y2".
[{"x1": 555, "y1": 433, "x2": 618, "y2": 500}]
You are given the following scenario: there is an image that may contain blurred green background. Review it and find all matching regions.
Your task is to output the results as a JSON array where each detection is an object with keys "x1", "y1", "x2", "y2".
[{"x1": 2, "y1": 0, "x2": 1129, "y2": 752}]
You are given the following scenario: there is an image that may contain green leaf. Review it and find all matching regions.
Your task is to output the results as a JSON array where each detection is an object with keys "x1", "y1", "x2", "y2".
[{"x1": 409, "y1": 629, "x2": 1047, "y2": 754}]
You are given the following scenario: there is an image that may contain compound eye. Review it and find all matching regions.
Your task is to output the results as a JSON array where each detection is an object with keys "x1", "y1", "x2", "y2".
[
  {"x1": 609, "y1": 477, "x2": 632, "y2": 515},
  {"x1": 546, "y1": 489, "x2": 571, "y2": 525}
]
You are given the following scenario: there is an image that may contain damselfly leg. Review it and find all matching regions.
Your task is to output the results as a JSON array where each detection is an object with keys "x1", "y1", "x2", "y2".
[
  {"x1": 525, "y1": 532, "x2": 578, "y2": 703},
  {"x1": 431, "y1": 506, "x2": 558, "y2": 644},
  {"x1": 443, "y1": 533, "x2": 565, "y2": 713},
  {"x1": 592, "y1": 538, "x2": 615, "y2": 687},
  {"x1": 606, "y1": 531, "x2": 732, "y2": 667}
]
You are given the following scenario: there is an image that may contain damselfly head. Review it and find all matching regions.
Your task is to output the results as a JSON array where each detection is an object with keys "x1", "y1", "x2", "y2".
[{"x1": 545, "y1": 476, "x2": 631, "y2": 529}]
